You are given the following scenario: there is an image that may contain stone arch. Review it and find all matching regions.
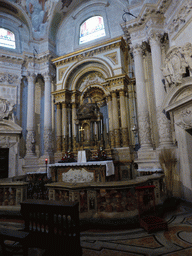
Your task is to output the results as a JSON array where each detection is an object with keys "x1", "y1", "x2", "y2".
[
  {"x1": 62, "y1": 57, "x2": 114, "y2": 91},
  {"x1": 163, "y1": 79, "x2": 192, "y2": 112}
]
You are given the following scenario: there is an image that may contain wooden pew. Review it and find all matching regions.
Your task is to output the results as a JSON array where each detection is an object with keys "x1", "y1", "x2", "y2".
[{"x1": 20, "y1": 199, "x2": 82, "y2": 256}]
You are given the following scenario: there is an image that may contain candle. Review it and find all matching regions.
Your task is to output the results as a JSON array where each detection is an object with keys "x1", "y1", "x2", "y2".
[
  {"x1": 101, "y1": 119, "x2": 103, "y2": 134},
  {"x1": 69, "y1": 124, "x2": 71, "y2": 137},
  {"x1": 74, "y1": 124, "x2": 76, "y2": 136},
  {"x1": 64, "y1": 125, "x2": 66, "y2": 137}
]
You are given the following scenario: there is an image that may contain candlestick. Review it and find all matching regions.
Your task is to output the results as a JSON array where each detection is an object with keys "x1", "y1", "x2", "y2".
[
  {"x1": 64, "y1": 125, "x2": 66, "y2": 137},
  {"x1": 101, "y1": 119, "x2": 103, "y2": 134},
  {"x1": 106, "y1": 118, "x2": 109, "y2": 133}
]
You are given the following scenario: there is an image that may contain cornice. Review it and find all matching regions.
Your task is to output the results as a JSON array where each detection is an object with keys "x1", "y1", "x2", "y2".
[
  {"x1": 0, "y1": 52, "x2": 23, "y2": 64},
  {"x1": 52, "y1": 37, "x2": 126, "y2": 66},
  {"x1": 121, "y1": 0, "x2": 171, "y2": 42}
]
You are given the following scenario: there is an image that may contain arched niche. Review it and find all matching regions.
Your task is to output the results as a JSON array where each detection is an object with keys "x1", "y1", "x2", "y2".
[
  {"x1": 0, "y1": 120, "x2": 22, "y2": 178},
  {"x1": 163, "y1": 78, "x2": 192, "y2": 201},
  {"x1": 62, "y1": 57, "x2": 114, "y2": 91}
]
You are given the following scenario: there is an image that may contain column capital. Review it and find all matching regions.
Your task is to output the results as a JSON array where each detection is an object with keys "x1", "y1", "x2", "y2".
[
  {"x1": 62, "y1": 102, "x2": 68, "y2": 108},
  {"x1": 27, "y1": 72, "x2": 36, "y2": 83},
  {"x1": 111, "y1": 91, "x2": 117, "y2": 98},
  {"x1": 119, "y1": 89, "x2": 126, "y2": 97},
  {"x1": 148, "y1": 31, "x2": 162, "y2": 46},
  {"x1": 131, "y1": 43, "x2": 143, "y2": 57}
]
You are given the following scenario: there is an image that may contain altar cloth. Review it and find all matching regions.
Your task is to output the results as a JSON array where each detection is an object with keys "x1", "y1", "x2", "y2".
[{"x1": 48, "y1": 160, "x2": 115, "y2": 177}]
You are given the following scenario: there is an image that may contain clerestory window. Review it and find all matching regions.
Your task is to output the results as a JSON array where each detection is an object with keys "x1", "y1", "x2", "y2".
[
  {"x1": 0, "y1": 28, "x2": 16, "y2": 49},
  {"x1": 79, "y1": 16, "x2": 106, "y2": 45}
]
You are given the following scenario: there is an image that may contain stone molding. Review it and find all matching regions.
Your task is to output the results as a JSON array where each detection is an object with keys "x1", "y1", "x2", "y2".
[{"x1": 52, "y1": 37, "x2": 126, "y2": 66}]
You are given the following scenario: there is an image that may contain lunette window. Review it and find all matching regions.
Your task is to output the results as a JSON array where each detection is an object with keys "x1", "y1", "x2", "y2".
[
  {"x1": 0, "y1": 28, "x2": 16, "y2": 49},
  {"x1": 79, "y1": 16, "x2": 106, "y2": 44}
]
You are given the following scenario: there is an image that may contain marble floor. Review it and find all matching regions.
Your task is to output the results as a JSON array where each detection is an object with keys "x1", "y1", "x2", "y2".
[{"x1": 0, "y1": 200, "x2": 191, "y2": 256}]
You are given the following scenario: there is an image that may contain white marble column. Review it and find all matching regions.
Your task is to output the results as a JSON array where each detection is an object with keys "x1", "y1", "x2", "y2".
[
  {"x1": 149, "y1": 33, "x2": 173, "y2": 147},
  {"x1": 26, "y1": 73, "x2": 36, "y2": 156},
  {"x1": 56, "y1": 103, "x2": 62, "y2": 152},
  {"x1": 112, "y1": 91, "x2": 120, "y2": 148},
  {"x1": 132, "y1": 44, "x2": 153, "y2": 149},
  {"x1": 62, "y1": 102, "x2": 68, "y2": 152},
  {"x1": 43, "y1": 74, "x2": 53, "y2": 154},
  {"x1": 119, "y1": 90, "x2": 129, "y2": 147},
  {"x1": 107, "y1": 95, "x2": 115, "y2": 148}
]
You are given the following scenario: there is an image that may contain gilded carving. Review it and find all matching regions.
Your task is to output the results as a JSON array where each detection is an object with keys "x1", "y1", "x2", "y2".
[
  {"x1": 104, "y1": 52, "x2": 118, "y2": 65},
  {"x1": 59, "y1": 67, "x2": 68, "y2": 80},
  {"x1": 121, "y1": 128, "x2": 129, "y2": 147},
  {"x1": 79, "y1": 72, "x2": 105, "y2": 91}
]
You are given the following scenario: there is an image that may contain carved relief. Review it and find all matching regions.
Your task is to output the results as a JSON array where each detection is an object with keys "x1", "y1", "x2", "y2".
[
  {"x1": 59, "y1": 67, "x2": 68, "y2": 80},
  {"x1": 156, "y1": 108, "x2": 173, "y2": 145},
  {"x1": 79, "y1": 72, "x2": 105, "y2": 91},
  {"x1": 162, "y1": 43, "x2": 192, "y2": 87},
  {"x1": 104, "y1": 52, "x2": 118, "y2": 65},
  {"x1": 26, "y1": 130, "x2": 36, "y2": 154},
  {"x1": 0, "y1": 98, "x2": 15, "y2": 121},
  {"x1": 44, "y1": 129, "x2": 53, "y2": 153},
  {"x1": 175, "y1": 108, "x2": 192, "y2": 130},
  {"x1": 62, "y1": 168, "x2": 94, "y2": 183},
  {"x1": 138, "y1": 111, "x2": 152, "y2": 147},
  {"x1": 168, "y1": 1, "x2": 192, "y2": 36}
]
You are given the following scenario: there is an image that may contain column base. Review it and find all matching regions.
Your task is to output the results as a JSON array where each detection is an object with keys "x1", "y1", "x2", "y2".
[{"x1": 135, "y1": 148, "x2": 162, "y2": 174}]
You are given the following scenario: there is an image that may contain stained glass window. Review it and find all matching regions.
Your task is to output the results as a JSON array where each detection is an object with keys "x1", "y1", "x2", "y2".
[
  {"x1": 0, "y1": 28, "x2": 16, "y2": 49},
  {"x1": 79, "y1": 16, "x2": 106, "y2": 44}
]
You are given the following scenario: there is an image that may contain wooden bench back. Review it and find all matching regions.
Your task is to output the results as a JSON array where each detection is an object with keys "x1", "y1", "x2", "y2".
[{"x1": 20, "y1": 199, "x2": 81, "y2": 254}]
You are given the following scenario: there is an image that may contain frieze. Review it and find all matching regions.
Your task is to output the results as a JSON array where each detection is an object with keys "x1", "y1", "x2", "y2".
[{"x1": 0, "y1": 73, "x2": 19, "y2": 84}]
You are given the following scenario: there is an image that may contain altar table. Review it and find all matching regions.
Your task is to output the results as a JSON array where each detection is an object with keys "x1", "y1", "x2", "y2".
[{"x1": 48, "y1": 160, "x2": 115, "y2": 182}]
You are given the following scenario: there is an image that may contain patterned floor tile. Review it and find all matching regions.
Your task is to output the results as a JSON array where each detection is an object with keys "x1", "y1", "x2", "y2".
[{"x1": 114, "y1": 235, "x2": 163, "y2": 249}]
